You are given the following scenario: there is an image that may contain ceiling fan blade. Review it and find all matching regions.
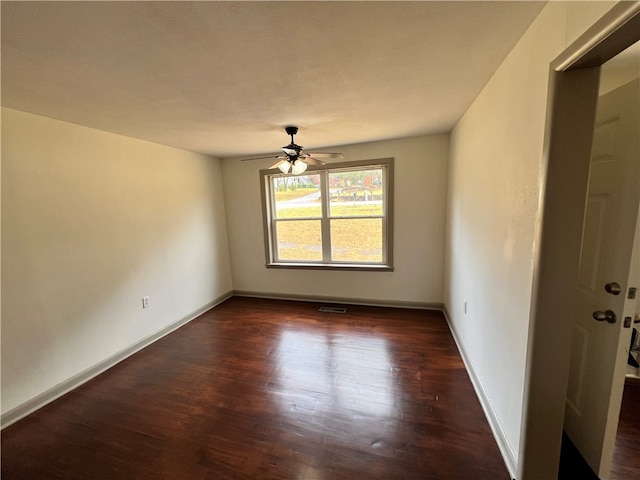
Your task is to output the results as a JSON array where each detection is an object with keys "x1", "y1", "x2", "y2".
[
  {"x1": 270, "y1": 159, "x2": 288, "y2": 169},
  {"x1": 304, "y1": 152, "x2": 344, "y2": 159},
  {"x1": 304, "y1": 157, "x2": 327, "y2": 166},
  {"x1": 241, "y1": 155, "x2": 286, "y2": 162}
]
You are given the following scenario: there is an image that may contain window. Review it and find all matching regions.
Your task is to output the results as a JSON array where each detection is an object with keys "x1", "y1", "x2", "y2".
[{"x1": 260, "y1": 158, "x2": 393, "y2": 270}]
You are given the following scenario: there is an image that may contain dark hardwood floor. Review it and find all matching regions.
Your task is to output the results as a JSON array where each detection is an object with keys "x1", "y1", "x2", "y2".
[
  {"x1": 2, "y1": 297, "x2": 510, "y2": 479},
  {"x1": 611, "y1": 376, "x2": 640, "y2": 480}
]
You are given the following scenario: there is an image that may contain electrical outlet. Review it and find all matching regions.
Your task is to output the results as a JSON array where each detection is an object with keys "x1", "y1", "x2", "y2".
[{"x1": 142, "y1": 296, "x2": 150, "y2": 309}]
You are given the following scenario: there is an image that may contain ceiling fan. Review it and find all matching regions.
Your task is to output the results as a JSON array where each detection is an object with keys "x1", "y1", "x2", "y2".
[{"x1": 241, "y1": 126, "x2": 344, "y2": 174}]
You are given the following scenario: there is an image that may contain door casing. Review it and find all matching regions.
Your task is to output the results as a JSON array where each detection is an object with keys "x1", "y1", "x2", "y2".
[{"x1": 517, "y1": 3, "x2": 640, "y2": 480}]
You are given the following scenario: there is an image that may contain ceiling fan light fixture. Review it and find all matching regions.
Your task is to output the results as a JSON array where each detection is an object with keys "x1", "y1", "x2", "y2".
[
  {"x1": 292, "y1": 159, "x2": 307, "y2": 175},
  {"x1": 278, "y1": 161, "x2": 292, "y2": 174}
]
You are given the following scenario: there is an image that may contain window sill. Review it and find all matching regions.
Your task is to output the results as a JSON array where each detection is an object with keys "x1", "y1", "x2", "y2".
[{"x1": 266, "y1": 263, "x2": 394, "y2": 272}]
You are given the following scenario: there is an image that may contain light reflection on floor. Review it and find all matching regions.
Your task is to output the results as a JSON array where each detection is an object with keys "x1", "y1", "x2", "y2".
[{"x1": 272, "y1": 328, "x2": 397, "y2": 423}]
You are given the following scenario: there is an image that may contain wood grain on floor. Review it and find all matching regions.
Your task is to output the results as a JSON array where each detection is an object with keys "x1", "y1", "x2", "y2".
[{"x1": 2, "y1": 297, "x2": 510, "y2": 480}]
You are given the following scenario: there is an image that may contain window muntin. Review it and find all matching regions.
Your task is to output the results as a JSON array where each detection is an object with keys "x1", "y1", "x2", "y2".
[{"x1": 261, "y1": 158, "x2": 393, "y2": 270}]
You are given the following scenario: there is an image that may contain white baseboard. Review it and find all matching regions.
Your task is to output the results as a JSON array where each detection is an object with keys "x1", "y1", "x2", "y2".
[
  {"x1": 442, "y1": 306, "x2": 518, "y2": 480},
  {"x1": 233, "y1": 290, "x2": 444, "y2": 310},
  {"x1": 1, "y1": 291, "x2": 233, "y2": 429}
]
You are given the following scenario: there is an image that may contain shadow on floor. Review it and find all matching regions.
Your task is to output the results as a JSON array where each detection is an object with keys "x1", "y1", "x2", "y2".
[{"x1": 558, "y1": 433, "x2": 599, "y2": 480}]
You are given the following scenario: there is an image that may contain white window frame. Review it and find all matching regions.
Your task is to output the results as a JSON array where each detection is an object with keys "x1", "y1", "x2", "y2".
[{"x1": 260, "y1": 158, "x2": 394, "y2": 271}]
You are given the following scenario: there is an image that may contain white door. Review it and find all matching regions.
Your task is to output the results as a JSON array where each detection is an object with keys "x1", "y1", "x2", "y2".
[{"x1": 564, "y1": 78, "x2": 640, "y2": 478}]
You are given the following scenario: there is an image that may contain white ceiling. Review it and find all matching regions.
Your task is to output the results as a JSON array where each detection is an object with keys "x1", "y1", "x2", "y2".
[{"x1": 1, "y1": 1, "x2": 547, "y2": 158}]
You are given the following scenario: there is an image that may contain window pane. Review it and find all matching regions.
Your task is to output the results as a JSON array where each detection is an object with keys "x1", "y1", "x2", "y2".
[
  {"x1": 328, "y1": 168, "x2": 383, "y2": 217},
  {"x1": 331, "y1": 218, "x2": 383, "y2": 262},
  {"x1": 275, "y1": 220, "x2": 322, "y2": 261},
  {"x1": 272, "y1": 175, "x2": 321, "y2": 219},
  {"x1": 262, "y1": 160, "x2": 393, "y2": 269}
]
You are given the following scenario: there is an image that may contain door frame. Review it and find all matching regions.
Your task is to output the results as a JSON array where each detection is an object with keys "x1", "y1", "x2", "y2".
[{"x1": 518, "y1": 3, "x2": 640, "y2": 480}]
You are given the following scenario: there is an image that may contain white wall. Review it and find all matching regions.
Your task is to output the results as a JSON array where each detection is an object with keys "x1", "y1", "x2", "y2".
[
  {"x1": 1, "y1": 108, "x2": 233, "y2": 415},
  {"x1": 222, "y1": 134, "x2": 449, "y2": 305},
  {"x1": 600, "y1": 49, "x2": 640, "y2": 95},
  {"x1": 444, "y1": 1, "x2": 616, "y2": 476}
]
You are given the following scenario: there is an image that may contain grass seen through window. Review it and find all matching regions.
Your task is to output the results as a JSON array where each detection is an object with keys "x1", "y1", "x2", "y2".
[{"x1": 274, "y1": 186, "x2": 383, "y2": 261}]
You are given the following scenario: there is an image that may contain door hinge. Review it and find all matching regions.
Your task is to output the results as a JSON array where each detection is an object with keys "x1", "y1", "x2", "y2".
[{"x1": 628, "y1": 287, "x2": 637, "y2": 299}]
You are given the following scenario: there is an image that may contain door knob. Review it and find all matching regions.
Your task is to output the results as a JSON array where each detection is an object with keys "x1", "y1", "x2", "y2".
[
  {"x1": 593, "y1": 310, "x2": 617, "y2": 324},
  {"x1": 605, "y1": 282, "x2": 621, "y2": 295}
]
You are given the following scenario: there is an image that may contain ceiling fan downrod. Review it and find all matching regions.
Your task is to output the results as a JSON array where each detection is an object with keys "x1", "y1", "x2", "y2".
[{"x1": 283, "y1": 126, "x2": 303, "y2": 161}]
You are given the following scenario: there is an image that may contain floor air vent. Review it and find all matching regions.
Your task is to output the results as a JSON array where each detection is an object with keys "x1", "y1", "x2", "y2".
[{"x1": 318, "y1": 306, "x2": 347, "y2": 314}]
